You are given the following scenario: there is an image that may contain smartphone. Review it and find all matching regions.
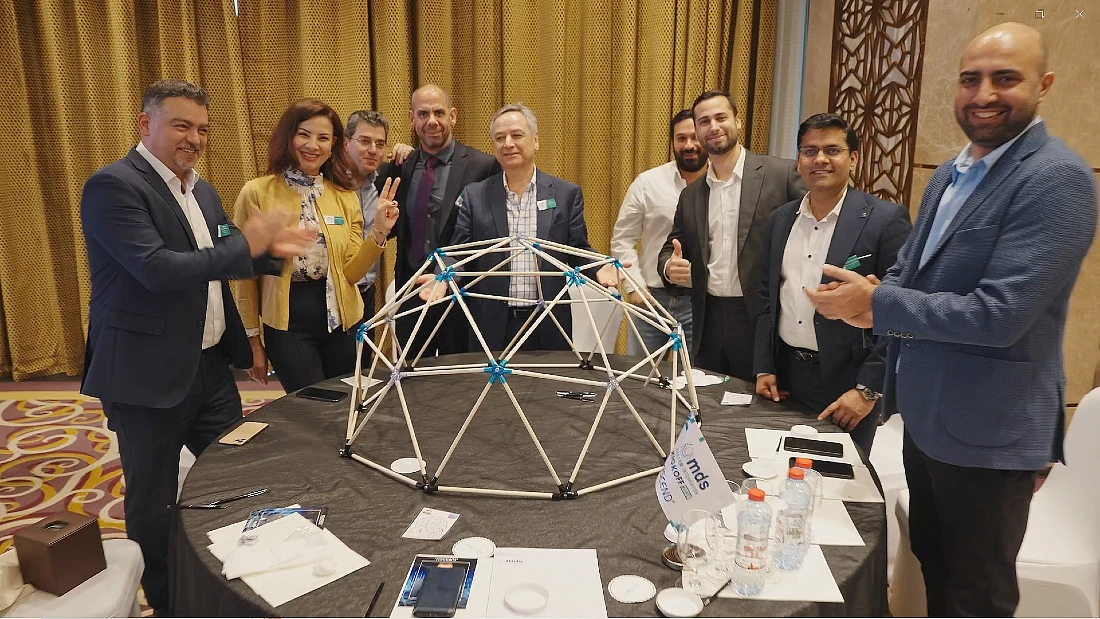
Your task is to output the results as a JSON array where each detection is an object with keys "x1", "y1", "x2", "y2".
[
  {"x1": 413, "y1": 564, "x2": 469, "y2": 618},
  {"x1": 217, "y1": 421, "x2": 268, "y2": 446},
  {"x1": 789, "y1": 456, "x2": 855, "y2": 480},
  {"x1": 782, "y1": 436, "x2": 845, "y2": 458},
  {"x1": 296, "y1": 386, "x2": 348, "y2": 403}
]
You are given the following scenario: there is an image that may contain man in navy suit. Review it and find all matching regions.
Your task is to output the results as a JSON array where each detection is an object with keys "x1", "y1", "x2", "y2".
[
  {"x1": 754, "y1": 113, "x2": 911, "y2": 454},
  {"x1": 419, "y1": 103, "x2": 621, "y2": 352},
  {"x1": 80, "y1": 79, "x2": 312, "y2": 614},
  {"x1": 807, "y1": 24, "x2": 1098, "y2": 615}
]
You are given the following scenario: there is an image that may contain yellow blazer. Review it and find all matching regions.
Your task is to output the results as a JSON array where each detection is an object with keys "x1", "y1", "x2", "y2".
[{"x1": 233, "y1": 174, "x2": 384, "y2": 333}]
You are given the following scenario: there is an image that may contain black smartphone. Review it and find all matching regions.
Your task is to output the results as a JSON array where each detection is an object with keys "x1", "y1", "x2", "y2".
[
  {"x1": 296, "y1": 387, "x2": 348, "y2": 403},
  {"x1": 413, "y1": 564, "x2": 469, "y2": 618},
  {"x1": 783, "y1": 436, "x2": 845, "y2": 458},
  {"x1": 789, "y1": 456, "x2": 856, "y2": 480}
]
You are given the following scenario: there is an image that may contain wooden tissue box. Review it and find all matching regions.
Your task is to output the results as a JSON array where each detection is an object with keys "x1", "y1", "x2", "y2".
[{"x1": 13, "y1": 512, "x2": 106, "y2": 596}]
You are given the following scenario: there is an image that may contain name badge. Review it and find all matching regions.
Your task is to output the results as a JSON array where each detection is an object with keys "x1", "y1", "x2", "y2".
[
  {"x1": 536, "y1": 198, "x2": 557, "y2": 211},
  {"x1": 324, "y1": 215, "x2": 346, "y2": 225},
  {"x1": 217, "y1": 223, "x2": 231, "y2": 238}
]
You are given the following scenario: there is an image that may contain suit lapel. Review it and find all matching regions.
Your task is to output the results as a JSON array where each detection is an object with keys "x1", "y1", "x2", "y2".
[
  {"x1": 126, "y1": 149, "x2": 198, "y2": 249},
  {"x1": 535, "y1": 174, "x2": 555, "y2": 240},
  {"x1": 822, "y1": 189, "x2": 871, "y2": 280},
  {"x1": 918, "y1": 129, "x2": 1048, "y2": 273},
  {"x1": 904, "y1": 166, "x2": 952, "y2": 283},
  {"x1": 737, "y1": 151, "x2": 764, "y2": 258},
  {"x1": 696, "y1": 181, "x2": 711, "y2": 269},
  {"x1": 442, "y1": 142, "x2": 470, "y2": 228},
  {"x1": 771, "y1": 204, "x2": 799, "y2": 302},
  {"x1": 488, "y1": 175, "x2": 509, "y2": 237}
]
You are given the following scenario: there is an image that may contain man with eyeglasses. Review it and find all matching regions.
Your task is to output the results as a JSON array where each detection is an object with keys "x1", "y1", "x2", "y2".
[
  {"x1": 753, "y1": 113, "x2": 911, "y2": 453},
  {"x1": 343, "y1": 110, "x2": 411, "y2": 349}
]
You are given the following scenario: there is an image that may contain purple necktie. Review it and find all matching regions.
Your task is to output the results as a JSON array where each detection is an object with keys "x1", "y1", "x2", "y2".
[{"x1": 409, "y1": 155, "x2": 438, "y2": 265}]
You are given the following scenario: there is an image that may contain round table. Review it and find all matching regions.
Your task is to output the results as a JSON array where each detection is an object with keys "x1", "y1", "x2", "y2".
[{"x1": 170, "y1": 352, "x2": 886, "y2": 616}]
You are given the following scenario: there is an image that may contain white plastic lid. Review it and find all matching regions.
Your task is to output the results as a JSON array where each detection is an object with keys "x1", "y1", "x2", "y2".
[{"x1": 608, "y1": 574, "x2": 656, "y2": 603}]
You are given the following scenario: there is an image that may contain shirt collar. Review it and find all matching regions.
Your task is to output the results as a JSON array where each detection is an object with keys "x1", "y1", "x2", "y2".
[
  {"x1": 136, "y1": 141, "x2": 197, "y2": 192},
  {"x1": 503, "y1": 167, "x2": 538, "y2": 198},
  {"x1": 952, "y1": 116, "x2": 1042, "y2": 181},
  {"x1": 668, "y1": 159, "x2": 704, "y2": 190},
  {"x1": 424, "y1": 138, "x2": 457, "y2": 165},
  {"x1": 705, "y1": 145, "x2": 746, "y2": 188},
  {"x1": 798, "y1": 186, "x2": 848, "y2": 222}
]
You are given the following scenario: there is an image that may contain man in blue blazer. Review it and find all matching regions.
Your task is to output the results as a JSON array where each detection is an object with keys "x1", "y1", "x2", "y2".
[
  {"x1": 418, "y1": 103, "x2": 620, "y2": 352},
  {"x1": 80, "y1": 79, "x2": 311, "y2": 614},
  {"x1": 807, "y1": 24, "x2": 1098, "y2": 616},
  {"x1": 754, "y1": 113, "x2": 911, "y2": 454}
]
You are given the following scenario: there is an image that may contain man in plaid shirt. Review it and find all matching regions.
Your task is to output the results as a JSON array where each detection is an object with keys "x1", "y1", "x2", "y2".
[{"x1": 418, "y1": 103, "x2": 624, "y2": 352}]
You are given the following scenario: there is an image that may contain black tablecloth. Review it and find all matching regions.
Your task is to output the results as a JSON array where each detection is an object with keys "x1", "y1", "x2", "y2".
[{"x1": 170, "y1": 352, "x2": 886, "y2": 617}]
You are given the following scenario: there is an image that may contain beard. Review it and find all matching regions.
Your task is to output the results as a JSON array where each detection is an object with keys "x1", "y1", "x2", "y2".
[
  {"x1": 703, "y1": 134, "x2": 736, "y2": 156},
  {"x1": 956, "y1": 103, "x2": 1036, "y2": 151},
  {"x1": 675, "y1": 148, "x2": 707, "y2": 173}
]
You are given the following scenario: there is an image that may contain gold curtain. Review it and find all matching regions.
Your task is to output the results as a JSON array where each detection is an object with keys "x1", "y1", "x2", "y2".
[{"x1": 0, "y1": 0, "x2": 776, "y2": 379}]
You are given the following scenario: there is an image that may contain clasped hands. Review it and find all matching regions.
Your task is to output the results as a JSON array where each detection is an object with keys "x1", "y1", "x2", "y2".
[
  {"x1": 414, "y1": 259, "x2": 631, "y2": 303},
  {"x1": 802, "y1": 264, "x2": 881, "y2": 329}
]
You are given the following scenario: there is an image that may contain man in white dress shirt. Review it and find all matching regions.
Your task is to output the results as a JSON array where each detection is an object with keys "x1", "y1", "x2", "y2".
[
  {"x1": 610, "y1": 110, "x2": 707, "y2": 359},
  {"x1": 657, "y1": 90, "x2": 805, "y2": 381},
  {"x1": 753, "y1": 113, "x2": 911, "y2": 452}
]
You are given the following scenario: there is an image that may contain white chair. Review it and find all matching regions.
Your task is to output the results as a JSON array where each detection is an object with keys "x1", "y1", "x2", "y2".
[
  {"x1": 568, "y1": 285, "x2": 623, "y2": 353},
  {"x1": 3, "y1": 539, "x2": 144, "y2": 618},
  {"x1": 889, "y1": 387, "x2": 1100, "y2": 617},
  {"x1": 870, "y1": 414, "x2": 908, "y2": 580},
  {"x1": 1015, "y1": 388, "x2": 1100, "y2": 617},
  {"x1": 889, "y1": 488, "x2": 926, "y2": 616},
  {"x1": 177, "y1": 446, "x2": 195, "y2": 499}
]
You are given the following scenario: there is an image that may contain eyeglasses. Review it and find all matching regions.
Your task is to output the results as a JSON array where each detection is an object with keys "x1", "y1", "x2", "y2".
[
  {"x1": 351, "y1": 137, "x2": 387, "y2": 150},
  {"x1": 798, "y1": 146, "x2": 849, "y2": 159}
]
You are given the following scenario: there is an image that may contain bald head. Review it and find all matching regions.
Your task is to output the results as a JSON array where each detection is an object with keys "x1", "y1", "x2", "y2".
[
  {"x1": 409, "y1": 84, "x2": 457, "y2": 154},
  {"x1": 963, "y1": 22, "x2": 1048, "y2": 75},
  {"x1": 410, "y1": 84, "x2": 453, "y2": 109},
  {"x1": 954, "y1": 21, "x2": 1054, "y2": 158}
]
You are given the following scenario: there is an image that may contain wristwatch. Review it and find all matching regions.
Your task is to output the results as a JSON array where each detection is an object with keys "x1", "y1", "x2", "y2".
[{"x1": 855, "y1": 383, "x2": 882, "y2": 401}]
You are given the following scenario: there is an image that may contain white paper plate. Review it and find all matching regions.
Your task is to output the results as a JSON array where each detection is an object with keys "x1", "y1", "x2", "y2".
[
  {"x1": 742, "y1": 460, "x2": 781, "y2": 479},
  {"x1": 655, "y1": 587, "x2": 703, "y2": 617},
  {"x1": 452, "y1": 536, "x2": 496, "y2": 559},
  {"x1": 390, "y1": 457, "x2": 424, "y2": 474},
  {"x1": 791, "y1": 424, "x2": 818, "y2": 437},
  {"x1": 504, "y1": 582, "x2": 549, "y2": 615},
  {"x1": 608, "y1": 574, "x2": 656, "y2": 603}
]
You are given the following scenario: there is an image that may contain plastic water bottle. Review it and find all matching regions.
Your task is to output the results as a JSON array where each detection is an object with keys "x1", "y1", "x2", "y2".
[
  {"x1": 793, "y1": 458, "x2": 822, "y2": 542},
  {"x1": 773, "y1": 467, "x2": 812, "y2": 571},
  {"x1": 730, "y1": 488, "x2": 772, "y2": 596}
]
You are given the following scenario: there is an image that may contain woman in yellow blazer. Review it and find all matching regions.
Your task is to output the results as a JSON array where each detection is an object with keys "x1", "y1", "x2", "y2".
[{"x1": 234, "y1": 98, "x2": 399, "y2": 393}]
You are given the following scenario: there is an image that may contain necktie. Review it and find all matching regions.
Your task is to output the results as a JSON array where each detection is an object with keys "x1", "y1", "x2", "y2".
[{"x1": 409, "y1": 156, "x2": 438, "y2": 265}]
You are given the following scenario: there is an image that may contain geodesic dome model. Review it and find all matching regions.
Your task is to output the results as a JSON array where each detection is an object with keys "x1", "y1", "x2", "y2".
[{"x1": 341, "y1": 235, "x2": 700, "y2": 499}]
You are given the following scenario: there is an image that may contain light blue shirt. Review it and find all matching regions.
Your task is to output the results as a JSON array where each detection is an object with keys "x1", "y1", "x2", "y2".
[{"x1": 918, "y1": 117, "x2": 1042, "y2": 268}]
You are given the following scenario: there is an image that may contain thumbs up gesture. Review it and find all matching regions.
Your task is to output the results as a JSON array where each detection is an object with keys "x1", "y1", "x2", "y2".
[{"x1": 666, "y1": 239, "x2": 692, "y2": 286}]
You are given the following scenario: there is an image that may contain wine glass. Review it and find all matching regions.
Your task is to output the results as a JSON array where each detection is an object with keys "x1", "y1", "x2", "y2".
[{"x1": 677, "y1": 509, "x2": 718, "y2": 594}]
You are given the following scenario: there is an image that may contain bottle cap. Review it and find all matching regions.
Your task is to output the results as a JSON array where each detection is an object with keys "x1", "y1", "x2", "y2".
[
  {"x1": 794, "y1": 457, "x2": 813, "y2": 468},
  {"x1": 748, "y1": 488, "x2": 765, "y2": 501},
  {"x1": 788, "y1": 467, "x2": 805, "y2": 480}
]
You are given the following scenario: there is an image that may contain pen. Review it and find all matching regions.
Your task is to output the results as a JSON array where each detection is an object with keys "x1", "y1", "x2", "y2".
[
  {"x1": 776, "y1": 437, "x2": 783, "y2": 452},
  {"x1": 365, "y1": 581, "x2": 384, "y2": 617}
]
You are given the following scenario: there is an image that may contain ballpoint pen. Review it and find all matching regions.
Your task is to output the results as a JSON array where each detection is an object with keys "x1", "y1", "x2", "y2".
[
  {"x1": 177, "y1": 487, "x2": 268, "y2": 509},
  {"x1": 365, "y1": 581, "x2": 384, "y2": 617}
]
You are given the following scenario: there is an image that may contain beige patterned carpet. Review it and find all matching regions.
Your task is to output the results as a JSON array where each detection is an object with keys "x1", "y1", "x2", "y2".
[{"x1": 0, "y1": 381, "x2": 282, "y2": 554}]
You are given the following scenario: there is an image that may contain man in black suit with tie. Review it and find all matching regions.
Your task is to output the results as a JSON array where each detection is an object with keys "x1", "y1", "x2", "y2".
[
  {"x1": 658, "y1": 90, "x2": 806, "y2": 381},
  {"x1": 79, "y1": 79, "x2": 312, "y2": 615},
  {"x1": 390, "y1": 85, "x2": 499, "y2": 358},
  {"x1": 753, "y1": 113, "x2": 911, "y2": 452}
]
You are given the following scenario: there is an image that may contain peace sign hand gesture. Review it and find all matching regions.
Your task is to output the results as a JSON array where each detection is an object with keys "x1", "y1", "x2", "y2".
[{"x1": 370, "y1": 177, "x2": 400, "y2": 244}]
